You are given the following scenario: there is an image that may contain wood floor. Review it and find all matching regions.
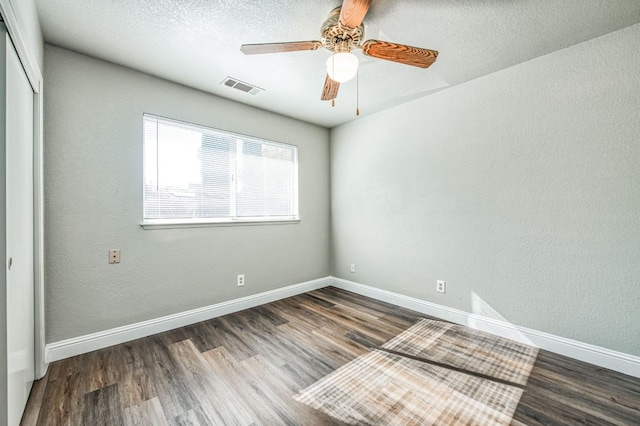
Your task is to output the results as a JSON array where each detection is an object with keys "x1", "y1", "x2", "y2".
[{"x1": 21, "y1": 287, "x2": 640, "y2": 425}]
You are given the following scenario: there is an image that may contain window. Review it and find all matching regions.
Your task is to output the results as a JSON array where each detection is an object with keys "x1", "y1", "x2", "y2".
[{"x1": 142, "y1": 115, "x2": 298, "y2": 227}]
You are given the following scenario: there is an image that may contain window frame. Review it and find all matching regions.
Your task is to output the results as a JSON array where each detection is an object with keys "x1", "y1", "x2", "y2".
[{"x1": 141, "y1": 114, "x2": 300, "y2": 229}]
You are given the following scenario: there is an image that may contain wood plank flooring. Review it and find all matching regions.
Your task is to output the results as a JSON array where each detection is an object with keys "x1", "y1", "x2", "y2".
[{"x1": 21, "y1": 287, "x2": 640, "y2": 425}]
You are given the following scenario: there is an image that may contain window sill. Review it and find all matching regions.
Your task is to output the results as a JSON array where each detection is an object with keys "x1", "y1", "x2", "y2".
[{"x1": 140, "y1": 217, "x2": 300, "y2": 230}]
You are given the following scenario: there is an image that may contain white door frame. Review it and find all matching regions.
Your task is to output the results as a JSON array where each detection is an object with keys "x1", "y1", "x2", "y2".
[{"x1": 0, "y1": 0, "x2": 46, "y2": 379}]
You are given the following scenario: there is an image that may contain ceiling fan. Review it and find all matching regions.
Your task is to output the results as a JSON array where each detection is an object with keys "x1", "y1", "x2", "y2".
[{"x1": 240, "y1": 0, "x2": 438, "y2": 104}]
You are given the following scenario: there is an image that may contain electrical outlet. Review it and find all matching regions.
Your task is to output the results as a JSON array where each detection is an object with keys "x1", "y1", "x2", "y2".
[
  {"x1": 109, "y1": 249, "x2": 120, "y2": 264},
  {"x1": 350, "y1": 263, "x2": 356, "y2": 273},
  {"x1": 437, "y1": 280, "x2": 446, "y2": 294},
  {"x1": 237, "y1": 274, "x2": 245, "y2": 287}
]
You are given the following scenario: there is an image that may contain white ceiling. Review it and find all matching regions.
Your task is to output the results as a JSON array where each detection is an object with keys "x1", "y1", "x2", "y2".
[{"x1": 35, "y1": 0, "x2": 640, "y2": 128}]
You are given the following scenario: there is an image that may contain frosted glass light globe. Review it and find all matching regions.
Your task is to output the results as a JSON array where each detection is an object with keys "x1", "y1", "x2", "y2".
[{"x1": 326, "y1": 52, "x2": 359, "y2": 83}]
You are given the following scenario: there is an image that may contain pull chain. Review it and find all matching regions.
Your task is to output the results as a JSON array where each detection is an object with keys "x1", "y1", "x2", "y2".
[
  {"x1": 356, "y1": 68, "x2": 360, "y2": 116},
  {"x1": 332, "y1": 52, "x2": 336, "y2": 108}
]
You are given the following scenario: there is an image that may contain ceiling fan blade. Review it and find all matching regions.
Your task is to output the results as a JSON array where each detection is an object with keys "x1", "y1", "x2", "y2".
[
  {"x1": 339, "y1": 0, "x2": 372, "y2": 30},
  {"x1": 321, "y1": 74, "x2": 340, "y2": 101},
  {"x1": 241, "y1": 41, "x2": 322, "y2": 55},
  {"x1": 362, "y1": 39, "x2": 438, "y2": 68}
]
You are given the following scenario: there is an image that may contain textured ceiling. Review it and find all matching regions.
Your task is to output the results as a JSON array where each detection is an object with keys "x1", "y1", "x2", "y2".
[{"x1": 35, "y1": 0, "x2": 640, "y2": 128}]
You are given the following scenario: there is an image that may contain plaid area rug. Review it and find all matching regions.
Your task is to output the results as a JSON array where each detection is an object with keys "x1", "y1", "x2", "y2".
[
  {"x1": 382, "y1": 319, "x2": 539, "y2": 386},
  {"x1": 294, "y1": 349, "x2": 524, "y2": 425}
]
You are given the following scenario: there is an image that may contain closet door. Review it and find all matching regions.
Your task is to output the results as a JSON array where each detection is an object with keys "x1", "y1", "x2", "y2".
[{"x1": 5, "y1": 31, "x2": 35, "y2": 426}]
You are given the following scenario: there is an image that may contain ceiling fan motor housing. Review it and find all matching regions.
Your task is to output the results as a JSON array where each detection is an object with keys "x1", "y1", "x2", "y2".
[{"x1": 321, "y1": 7, "x2": 364, "y2": 53}]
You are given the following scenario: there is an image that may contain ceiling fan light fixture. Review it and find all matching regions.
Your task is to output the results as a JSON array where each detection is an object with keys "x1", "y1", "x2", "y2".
[{"x1": 326, "y1": 52, "x2": 359, "y2": 83}]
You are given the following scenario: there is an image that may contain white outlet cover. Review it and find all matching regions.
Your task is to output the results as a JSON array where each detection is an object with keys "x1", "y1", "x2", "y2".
[{"x1": 437, "y1": 280, "x2": 446, "y2": 294}]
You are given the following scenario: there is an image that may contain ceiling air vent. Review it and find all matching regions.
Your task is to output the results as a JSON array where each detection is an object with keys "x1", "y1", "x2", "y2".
[{"x1": 221, "y1": 77, "x2": 264, "y2": 95}]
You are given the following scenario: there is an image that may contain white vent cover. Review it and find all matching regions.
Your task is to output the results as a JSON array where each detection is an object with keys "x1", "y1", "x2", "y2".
[{"x1": 221, "y1": 77, "x2": 264, "y2": 95}]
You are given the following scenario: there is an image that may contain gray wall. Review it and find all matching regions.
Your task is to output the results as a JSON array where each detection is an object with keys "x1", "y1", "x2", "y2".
[
  {"x1": 44, "y1": 45, "x2": 330, "y2": 343},
  {"x1": 331, "y1": 24, "x2": 640, "y2": 356}
]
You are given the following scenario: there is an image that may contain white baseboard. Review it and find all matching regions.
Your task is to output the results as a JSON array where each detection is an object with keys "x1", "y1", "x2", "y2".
[
  {"x1": 45, "y1": 277, "x2": 331, "y2": 363},
  {"x1": 330, "y1": 277, "x2": 640, "y2": 379},
  {"x1": 46, "y1": 275, "x2": 640, "y2": 380}
]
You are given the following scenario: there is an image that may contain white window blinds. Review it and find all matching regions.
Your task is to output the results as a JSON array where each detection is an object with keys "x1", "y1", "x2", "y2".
[{"x1": 143, "y1": 115, "x2": 298, "y2": 223}]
